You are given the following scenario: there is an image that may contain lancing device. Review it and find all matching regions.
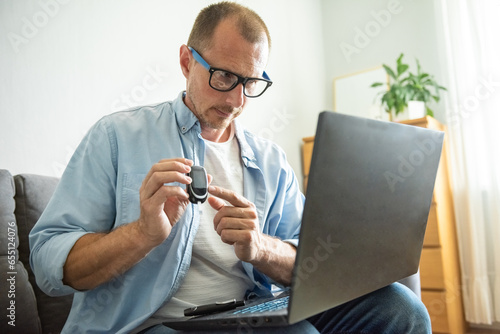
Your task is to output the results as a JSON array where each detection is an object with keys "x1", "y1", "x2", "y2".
[{"x1": 184, "y1": 299, "x2": 245, "y2": 317}]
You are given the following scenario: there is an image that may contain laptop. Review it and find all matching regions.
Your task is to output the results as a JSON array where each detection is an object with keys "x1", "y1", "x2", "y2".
[{"x1": 163, "y1": 111, "x2": 444, "y2": 331}]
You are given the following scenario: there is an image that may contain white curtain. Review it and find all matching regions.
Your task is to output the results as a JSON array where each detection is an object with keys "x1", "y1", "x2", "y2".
[{"x1": 437, "y1": 0, "x2": 500, "y2": 324}]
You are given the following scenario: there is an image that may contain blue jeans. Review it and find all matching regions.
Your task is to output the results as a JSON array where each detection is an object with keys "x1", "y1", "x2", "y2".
[{"x1": 144, "y1": 283, "x2": 431, "y2": 334}]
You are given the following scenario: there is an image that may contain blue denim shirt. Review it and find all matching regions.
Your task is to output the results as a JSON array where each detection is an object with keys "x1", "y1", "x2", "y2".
[{"x1": 29, "y1": 92, "x2": 305, "y2": 333}]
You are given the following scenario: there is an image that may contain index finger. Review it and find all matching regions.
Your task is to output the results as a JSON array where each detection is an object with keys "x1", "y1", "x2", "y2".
[
  {"x1": 144, "y1": 158, "x2": 193, "y2": 181},
  {"x1": 208, "y1": 185, "x2": 251, "y2": 208},
  {"x1": 157, "y1": 158, "x2": 193, "y2": 166}
]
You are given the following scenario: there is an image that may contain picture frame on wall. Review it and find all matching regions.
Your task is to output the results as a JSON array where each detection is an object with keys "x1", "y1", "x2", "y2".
[{"x1": 333, "y1": 66, "x2": 389, "y2": 121}]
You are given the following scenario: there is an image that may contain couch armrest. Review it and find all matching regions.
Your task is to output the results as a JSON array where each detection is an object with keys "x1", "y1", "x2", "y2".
[
  {"x1": 0, "y1": 169, "x2": 42, "y2": 333},
  {"x1": 15, "y1": 173, "x2": 73, "y2": 334}
]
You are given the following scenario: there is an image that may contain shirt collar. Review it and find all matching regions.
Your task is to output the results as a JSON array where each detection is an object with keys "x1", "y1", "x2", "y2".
[
  {"x1": 234, "y1": 120, "x2": 257, "y2": 165},
  {"x1": 173, "y1": 91, "x2": 200, "y2": 134},
  {"x1": 173, "y1": 91, "x2": 257, "y2": 164}
]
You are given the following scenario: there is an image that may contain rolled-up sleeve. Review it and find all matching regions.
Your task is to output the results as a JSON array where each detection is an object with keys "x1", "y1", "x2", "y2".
[{"x1": 29, "y1": 117, "x2": 118, "y2": 296}]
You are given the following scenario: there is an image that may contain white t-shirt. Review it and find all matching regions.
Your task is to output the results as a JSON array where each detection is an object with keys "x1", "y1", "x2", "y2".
[{"x1": 139, "y1": 124, "x2": 254, "y2": 328}]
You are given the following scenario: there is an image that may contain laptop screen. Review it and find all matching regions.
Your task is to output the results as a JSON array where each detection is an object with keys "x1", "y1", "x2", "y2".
[{"x1": 288, "y1": 111, "x2": 444, "y2": 323}]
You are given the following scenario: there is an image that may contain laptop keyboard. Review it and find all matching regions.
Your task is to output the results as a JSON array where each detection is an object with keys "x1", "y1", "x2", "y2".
[{"x1": 232, "y1": 296, "x2": 289, "y2": 314}]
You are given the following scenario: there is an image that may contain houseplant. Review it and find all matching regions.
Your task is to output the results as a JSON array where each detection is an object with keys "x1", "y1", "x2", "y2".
[
  {"x1": 405, "y1": 59, "x2": 447, "y2": 117},
  {"x1": 371, "y1": 53, "x2": 446, "y2": 120}
]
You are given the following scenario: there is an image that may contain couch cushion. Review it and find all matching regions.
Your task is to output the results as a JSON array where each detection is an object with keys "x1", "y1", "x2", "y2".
[
  {"x1": 14, "y1": 174, "x2": 60, "y2": 276},
  {"x1": 0, "y1": 169, "x2": 41, "y2": 333},
  {"x1": 14, "y1": 173, "x2": 73, "y2": 334}
]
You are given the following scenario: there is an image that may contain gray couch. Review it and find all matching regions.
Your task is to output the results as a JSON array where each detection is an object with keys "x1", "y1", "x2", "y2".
[
  {"x1": 0, "y1": 169, "x2": 421, "y2": 333},
  {"x1": 0, "y1": 170, "x2": 72, "y2": 334}
]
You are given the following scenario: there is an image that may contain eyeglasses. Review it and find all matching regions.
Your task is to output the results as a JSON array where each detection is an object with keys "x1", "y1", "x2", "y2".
[{"x1": 188, "y1": 47, "x2": 273, "y2": 98}]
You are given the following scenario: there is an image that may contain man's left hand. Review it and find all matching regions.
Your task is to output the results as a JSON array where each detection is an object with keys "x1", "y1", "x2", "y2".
[
  {"x1": 208, "y1": 185, "x2": 296, "y2": 285},
  {"x1": 207, "y1": 185, "x2": 263, "y2": 263}
]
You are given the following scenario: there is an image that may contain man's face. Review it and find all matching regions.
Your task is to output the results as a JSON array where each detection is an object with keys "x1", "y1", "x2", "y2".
[{"x1": 184, "y1": 19, "x2": 269, "y2": 132}]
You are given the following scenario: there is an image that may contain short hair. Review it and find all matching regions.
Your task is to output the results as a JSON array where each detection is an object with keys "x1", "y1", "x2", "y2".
[{"x1": 187, "y1": 1, "x2": 271, "y2": 53}]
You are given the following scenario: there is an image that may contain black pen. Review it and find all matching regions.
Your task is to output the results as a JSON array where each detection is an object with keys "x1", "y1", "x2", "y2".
[{"x1": 184, "y1": 299, "x2": 246, "y2": 317}]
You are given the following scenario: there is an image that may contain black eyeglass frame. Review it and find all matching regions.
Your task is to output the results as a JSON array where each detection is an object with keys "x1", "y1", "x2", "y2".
[{"x1": 188, "y1": 47, "x2": 273, "y2": 98}]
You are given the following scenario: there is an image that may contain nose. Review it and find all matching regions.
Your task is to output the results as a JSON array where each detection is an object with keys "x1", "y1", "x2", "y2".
[{"x1": 225, "y1": 83, "x2": 245, "y2": 109}]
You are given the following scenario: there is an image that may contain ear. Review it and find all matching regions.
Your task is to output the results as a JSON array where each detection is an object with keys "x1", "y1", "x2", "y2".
[{"x1": 179, "y1": 44, "x2": 192, "y2": 79}]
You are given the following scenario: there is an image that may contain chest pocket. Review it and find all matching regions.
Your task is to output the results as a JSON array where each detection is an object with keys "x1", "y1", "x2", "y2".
[{"x1": 121, "y1": 173, "x2": 146, "y2": 225}]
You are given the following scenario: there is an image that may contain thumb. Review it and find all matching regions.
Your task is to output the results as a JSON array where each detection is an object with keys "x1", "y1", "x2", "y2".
[{"x1": 208, "y1": 196, "x2": 225, "y2": 211}]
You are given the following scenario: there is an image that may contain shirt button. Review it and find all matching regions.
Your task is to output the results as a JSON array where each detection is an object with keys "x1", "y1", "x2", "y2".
[{"x1": 181, "y1": 126, "x2": 187, "y2": 132}]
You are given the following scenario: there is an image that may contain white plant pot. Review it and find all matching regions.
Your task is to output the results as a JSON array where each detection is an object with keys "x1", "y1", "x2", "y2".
[
  {"x1": 393, "y1": 109, "x2": 409, "y2": 122},
  {"x1": 408, "y1": 100, "x2": 426, "y2": 119}
]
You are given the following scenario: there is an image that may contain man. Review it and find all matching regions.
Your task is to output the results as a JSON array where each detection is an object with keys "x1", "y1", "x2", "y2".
[{"x1": 30, "y1": 2, "x2": 431, "y2": 333}]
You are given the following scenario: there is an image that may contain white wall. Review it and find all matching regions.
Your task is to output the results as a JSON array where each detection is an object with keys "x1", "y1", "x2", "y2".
[
  {"x1": 320, "y1": 0, "x2": 445, "y2": 122},
  {"x1": 1, "y1": 0, "x2": 446, "y2": 185},
  {"x1": 0, "y1": 0, "x2": 326, "y2": 180}
]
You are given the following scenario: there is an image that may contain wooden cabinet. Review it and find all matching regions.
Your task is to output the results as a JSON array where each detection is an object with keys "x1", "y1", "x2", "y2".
[
  {"x1": 401, "y1": 116, "x2": 466, "y2": 334},
  {"x1": 301, "y1": 116, "x2": 466, "y2": 333},
  {"x1": 302, "y1": 136, "x2": 315, "y2": 191}
]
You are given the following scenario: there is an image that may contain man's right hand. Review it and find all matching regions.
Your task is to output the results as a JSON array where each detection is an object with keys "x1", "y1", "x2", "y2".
[
  {"x1": 137, "y1": 158, "x2": 194, "y2": 246},
  {"x1": 63, "y1": 158, "x2": 196, "y2": 290}
]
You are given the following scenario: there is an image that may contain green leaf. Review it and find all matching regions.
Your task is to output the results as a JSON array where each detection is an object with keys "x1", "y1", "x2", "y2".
[
  {"x1": 419, "y1": 73, "x2": 430, "y2": 81},
  {"x1": 416, "y1": 59, "x2": 422, "y2": 75},
  {"x1": 426, "y1": 106, "x2": 434, "y2": 117},
  {"x1": 370, "y1": 82, "x2": 384, "y2": 87},
  {"x1": 383, "y1": 64, "x2": 397, "y2": 80},
  {"x1": 397, "y1": 64, "x2": 409, "y2": 77},
  {"x1": 396, "y1": 53, "x2": 405, "y2": 66}
]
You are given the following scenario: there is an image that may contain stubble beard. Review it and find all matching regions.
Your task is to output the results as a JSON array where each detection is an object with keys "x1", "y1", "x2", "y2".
[
  {"x1": 191, "y1": 100, "x2": 241, "y2": 130},
  {"x1": 185, "y1": 83, "x2": 243, "y2": 130}
]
